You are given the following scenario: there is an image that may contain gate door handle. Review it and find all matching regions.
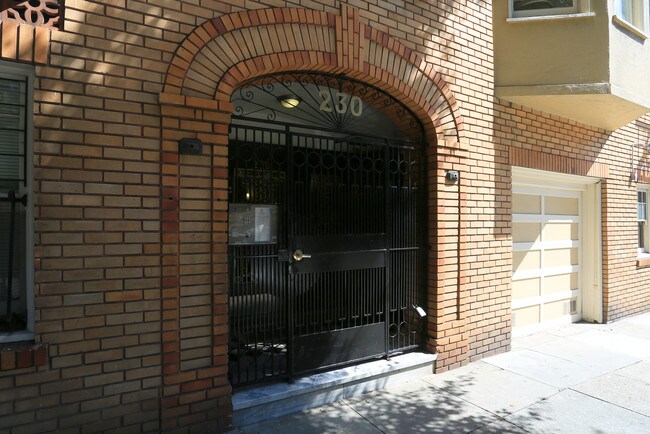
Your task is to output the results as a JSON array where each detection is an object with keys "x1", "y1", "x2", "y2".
[{"x1": 292, "y1": 249, "x2": 312, "y2": 262}]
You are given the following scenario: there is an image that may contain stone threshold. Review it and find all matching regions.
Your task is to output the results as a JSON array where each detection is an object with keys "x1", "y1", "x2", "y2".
[{"x1": 232, "y1": 352, "x2": 437, "y2": 427}]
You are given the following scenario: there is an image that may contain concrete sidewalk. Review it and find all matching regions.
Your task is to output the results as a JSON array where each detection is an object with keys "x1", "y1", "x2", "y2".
[{"x1": 231, "y1": 313, "x2": 650, "y2": 433}]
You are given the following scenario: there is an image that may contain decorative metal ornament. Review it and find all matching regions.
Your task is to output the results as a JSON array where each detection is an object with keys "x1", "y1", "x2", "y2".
[
  {"x1": 0, "y1": 0, "x2": 62, "y2": 30},
  {"x1": 231, "y1": 72, "x2": 424, "y2": 143}
]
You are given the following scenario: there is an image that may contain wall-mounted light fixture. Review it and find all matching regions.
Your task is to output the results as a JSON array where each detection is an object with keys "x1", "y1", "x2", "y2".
[
  {"x1": 631, "y1": 143, "x2": 650, "y2": 183},
  {"x1": 445, "y1": 170, "x2": 459, "y2": 183},
  {"x1": 412, "y1": 304, "x2": 427, "y2": 318},
  {"x1": 179, "y1": 138, "x2": 203, "y2": 155},
  {"x1": 278, "y1": 95, "x2": 301, "y2": 109}
]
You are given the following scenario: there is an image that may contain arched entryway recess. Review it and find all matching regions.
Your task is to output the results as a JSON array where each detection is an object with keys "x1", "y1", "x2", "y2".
[{"x1": 158, "y1": 4, "x2": 468, "y2": 432}]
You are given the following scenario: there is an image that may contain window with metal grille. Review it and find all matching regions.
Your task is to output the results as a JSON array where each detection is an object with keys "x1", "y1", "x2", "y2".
[
  {"x1": 0, "y1": 63, "x2": 33, "y2": 342},
  {"x1": 510, "y1": 0, "x2": 579, "y2": 18},
  {"x1": 639, "y1": 188, "x2": 650, "y2": 255}
]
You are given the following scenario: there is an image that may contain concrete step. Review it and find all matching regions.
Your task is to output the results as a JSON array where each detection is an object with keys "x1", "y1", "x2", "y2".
[{"x1": 232, "y1": 352, "x2": 437, "y2": 427}]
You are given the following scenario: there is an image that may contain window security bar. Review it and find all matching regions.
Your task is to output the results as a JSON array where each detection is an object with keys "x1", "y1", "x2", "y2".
[
  {"x1": 1, "y1": 191, "x2": 26, "y2": 317},
  {"x1": 0, "y1": 191, "x2": 27, "y2": 205}
]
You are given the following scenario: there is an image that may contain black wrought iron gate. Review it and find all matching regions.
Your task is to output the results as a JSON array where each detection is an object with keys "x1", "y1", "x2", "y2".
[{"x1": 227, "y1": 73, "x2": 426, "y2": 387}]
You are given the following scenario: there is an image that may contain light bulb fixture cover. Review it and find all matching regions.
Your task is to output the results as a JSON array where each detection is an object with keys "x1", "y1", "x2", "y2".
[{"x1": 279, "y1": 95, "x2": 301, "y2": 109}]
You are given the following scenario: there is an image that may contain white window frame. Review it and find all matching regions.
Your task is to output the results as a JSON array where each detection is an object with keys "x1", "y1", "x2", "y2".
[
  {"x1": 614, "y1": 0, "x2": 650, "y2": 38},
  {"x1": 0, "y1": 61, "x2": 34, "y2": 344},
  {"x1": 510, "y1": 0, "x2": 580, "y2": 18},
  {"x1": 639, "y1": 186, "x2": 650, "y2": 257}
]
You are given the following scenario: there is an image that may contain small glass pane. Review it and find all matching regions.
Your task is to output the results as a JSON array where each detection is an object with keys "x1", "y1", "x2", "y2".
[
  {"x1": 0, "y1": 75, "x2": 28, "y2": 334},
  {"x1": 0, "y1": 77, "x2": 26, "y2": 190},
  {"x1": 640, "y1": 222, "x2": 646, "y2": 250},
  {"x1": 545, "y1": 196, "x2": 579, "y2": 216},
  {"x1": 514, "y1": 0, "x2": 574, "y2": 11},
  {"x1": 544, "y1": 222, "x2": 578, "y2": 242},
  {"x1": 0, "y1": 200, "x2": 27, "y2": 331},
  {"x1": 621, "y1": 0, "x2": 645, "y2": 29},
  {"x1": 513, "y1": 193, "x2": 541, "y2": 214},
  {"x1": 513, "y1": 222, "x2": 541, "y2": 243},
  {"x1": 0, "y1": 78, "x2": 24, "y2": 105},
  {"x1": 638, "y1": 191, "x2": 647, "y2": 221},
  {"x1": 513, "y1": 250, "x2": 541, "y2": 272}
]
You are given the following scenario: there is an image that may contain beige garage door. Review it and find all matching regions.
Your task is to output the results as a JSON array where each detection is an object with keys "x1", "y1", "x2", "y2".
[{"x1": 512, "y1": 188, "x2": 581, "y2": 334}]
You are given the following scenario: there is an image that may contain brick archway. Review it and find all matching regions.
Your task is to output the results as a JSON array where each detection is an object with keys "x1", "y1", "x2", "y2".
[
  {"x1": 163, "y1": 6, "x2": 463, "y2": 144},
  {"x1": 158, "y1": 5, "x2": 468, "y2": 432}
]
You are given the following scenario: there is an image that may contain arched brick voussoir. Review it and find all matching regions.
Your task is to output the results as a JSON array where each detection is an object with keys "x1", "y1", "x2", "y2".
[
  {"x1": 180, "y1": 21, "x2": 338, "y2": 100},
  {"x1": 363, "y1": 29, "x2": 463, "y2": 143},
  {"x1": 163, "y1": 6, "x2": 463, "y2": 143},
  {"x1": 363, "y1": 65, "x2": 458, "y2": 142},
  {"x1": 163, "y1": 8, "x2": 337, "y2": 95},
  {"x1": 214, "y1": 51, "x2": 340, "y2": 102}
]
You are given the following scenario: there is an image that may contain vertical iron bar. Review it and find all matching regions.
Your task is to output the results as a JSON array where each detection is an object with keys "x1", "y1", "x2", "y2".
[
  {"x1": 285, "y1": 124, "x2": 295, "y2": 379},
  {"x1": 419, "y1": 137, "x2": 427, "y2": 349},
  {"x1": 229, "y1": 130, "x2": 237, "y2": 385},
  {"x1": 404, "y1": 150, "x2": 409, "y2": 346},
  {"x1": 384, "y1": 140, "x2": 391, "y2": 358},
  {"x1": 5, "y1": 191, "x2": 16, "y2": 317},
  {"x1": 22, "y1": 80, "x2": 27, "y2": 189}
]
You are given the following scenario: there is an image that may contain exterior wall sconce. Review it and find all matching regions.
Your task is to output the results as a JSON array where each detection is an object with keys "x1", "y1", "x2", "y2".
[
  {"x1": 412, "y1": 304, "x2": 427, "y2": 318},
  {"x1": 445, "y1": 170, "x2": 459, "y2": 183},
  {"x1": 179, "y1": 138, "x2": 203, "y2": 155},
  {"x1": 278, "y1": 95, "x2": 301, "y2": 109},
  {"x1": 631, "y1": 143, "x2": 650, "y2": 182}
]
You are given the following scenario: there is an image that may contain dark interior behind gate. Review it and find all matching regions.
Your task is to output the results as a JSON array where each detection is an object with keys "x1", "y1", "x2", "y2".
[{"x1": 227, "y1": 73, "x2": 426, "y2": 387}]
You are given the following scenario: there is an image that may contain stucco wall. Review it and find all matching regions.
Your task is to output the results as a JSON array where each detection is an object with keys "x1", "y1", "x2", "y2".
[
  {"x1": 608, "y1": 5, "x2": 650, "y2": 109},
  {"x1": 493, "y1": 1, "x2": 610, "y2": 87}
]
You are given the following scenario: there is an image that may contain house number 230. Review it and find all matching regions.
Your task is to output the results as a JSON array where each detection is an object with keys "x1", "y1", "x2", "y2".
[{"x1": 319, "y1": 90, "x2": 363, "y2": 117}]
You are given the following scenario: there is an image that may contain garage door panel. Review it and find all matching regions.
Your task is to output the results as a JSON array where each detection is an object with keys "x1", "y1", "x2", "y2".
[
  {"x1": 513, "y1": 193, "x2": 541, "y2": 214},
  {"x1": 543, "y1": 299, "x2": 572, "y2": 321},
  {"x1": 513, "y1": 186, "x2": 582, "y2": 334},
  {"x1": 513, "y1": 278, "x2": 541, "y2": 300},
  {"x1": 544, "y1": 222, "x2": 578, "y2": 241},
  {"x1": 513, "y1": 305, "x2": 540, "y2": 328},
  {"x1": 513, "y1": 250, "x2": 541, "y2": 272},
  {"x1": 544, "y1": 273, "x2": 578, "y2": 294},
  {"x1": 513, "y1": 222, "x2": 541, "y2": 243},
  {"x1": 543, "y1": 247, "x2": 579, "y2": 268},
  {"x1": 545, "y1": 196, "x2": 579, "y2": 215}
]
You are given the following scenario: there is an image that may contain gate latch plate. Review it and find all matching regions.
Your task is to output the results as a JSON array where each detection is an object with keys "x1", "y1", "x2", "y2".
[{"x1": 278, "y1": 249, "x2": 291, "y2": 262}]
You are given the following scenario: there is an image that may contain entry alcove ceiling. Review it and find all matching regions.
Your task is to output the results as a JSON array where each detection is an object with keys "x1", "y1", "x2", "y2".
[{"x1": 230, "y1": 72, "x2": 424, "y2": 144}]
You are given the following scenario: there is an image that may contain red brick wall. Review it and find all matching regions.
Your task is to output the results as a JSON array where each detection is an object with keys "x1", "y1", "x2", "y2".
[
  {"x1": 496, "y1": 101, "x2": 650, "y2": 323},
  {"x1": 159, "y1": 93, "x2": 233, "y2": 432},
  {"x1": 155, "y1": 4, "x2": 479, "y2": 427},
  {"x1": 4, "y1": 0, "x2": 648, "y2": 433},
  {"x1": 0, "y1": 1, "x2": 502, "y2": 431}
]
